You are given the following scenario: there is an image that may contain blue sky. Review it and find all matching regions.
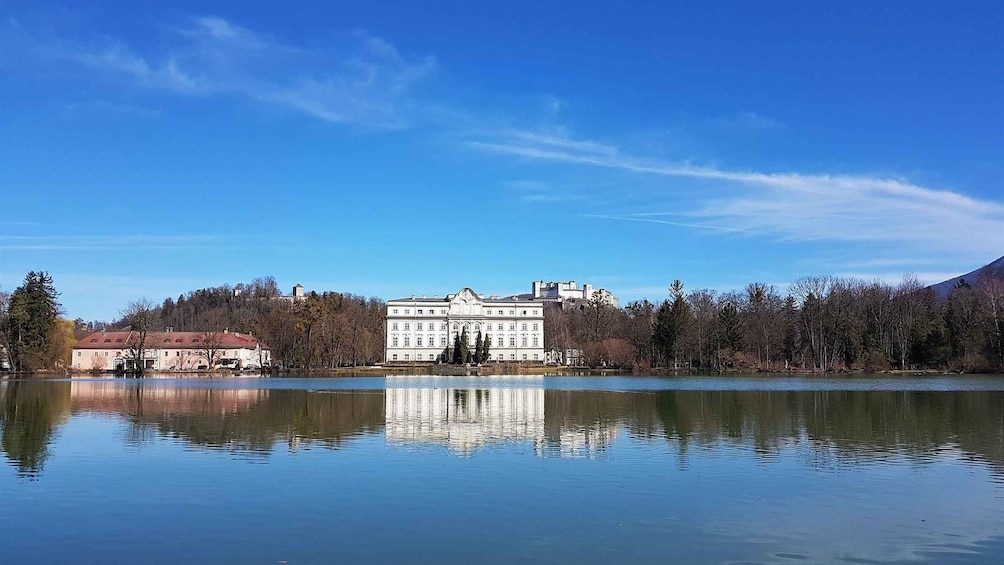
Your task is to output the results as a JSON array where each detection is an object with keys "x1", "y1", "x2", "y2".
[{"x1": 2, "y1": 1, "x2": 1004, "y2": 320}]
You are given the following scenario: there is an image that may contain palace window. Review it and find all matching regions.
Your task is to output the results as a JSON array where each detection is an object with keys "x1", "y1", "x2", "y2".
[
  {"x1": 510, "y1": 354, "x2": 516, "y2": 360},
  {"x1": 392, "y1": 354, "x2": 398, "y2": 360},
  {"x1": 405, "y1": 309, "x2": 410, "y2": 314},
  {"x1": 392, "y1": 323, "x2": 398, "y2": 330},
  {"x1": 417, "y1": 309, "x2": 423, "y2": 315},
  {"x1": 416, "y1": 337, "x2": 423, "y2": 347},
  {"x1": 521, "y1": 323, "x2": 528, "y2": 331},
  {"x1": 533, "y1": 335, "x2": 539, "y2": 347},
  {"x1": 404, "y1": 354, "x2": 410, "y2": 361},
  {"x1": 522, "y1": 336, "x2": 528, "y2": 347},
  {"x1": 428, "y1": 335, "x2": 434, "y2": 347},
  {"x1": 509, "y1": 324, "x2": 515, "y2": 331},
  {"x1": 440, "y1": 337, "x2": 447, "y2": 347},
  {"x1": 404, "y1": 336, "x2": 410, "y2": 347},
  {"x1": 392, "y1": 309, "x2": 398, "y2": 314},
  {"x1": 497, "y1": 354, "x2": 503, "y2": 360},
  {"x1": 509, "y1": 337, "x2": 516, "y2": 347},
  {"x1": 509, "y1": 310, "x2": 515, "y2": 316},
  {"x1": 392, "y1": 336, "x2": 399, "y2": 347},
  {"x1": 533, "y1": 354, "x2": 539, "y2": 360},
  {"x1": 522, "y1": 354, "x2": 528, "y2": 360},
  {"x1": 522, "y1": 310, "x2": 527, "y2": 315},
  {"x1": 417, "y1": 323, "x2": 423, "y2": 331},
  {"x1": 404, "y1": 323, "x2": 410, "y2": 330},
  {"x1": 441, "y1": 323, "x2": 447, "y2": 331}
]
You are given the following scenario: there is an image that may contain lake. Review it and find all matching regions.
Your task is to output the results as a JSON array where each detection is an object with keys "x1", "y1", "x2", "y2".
[{"x1": 2, "y1": 375, "x2": 1003, "y2": 564}]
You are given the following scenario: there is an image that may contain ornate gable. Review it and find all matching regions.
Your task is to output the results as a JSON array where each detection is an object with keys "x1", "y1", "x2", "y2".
[{"x1": 448, "y1": 288, "x2": 484, "y2": 316}]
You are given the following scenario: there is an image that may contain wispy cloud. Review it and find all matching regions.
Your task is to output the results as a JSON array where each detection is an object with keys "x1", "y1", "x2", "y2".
[
  {"x1": 64, "y1": 100, "x2": 162, "y2": 118},
  {"x1": 582, "y1": 214, "x2": 754, "y2": 234},
  {"x1": 835, "y1": 272, "x2": 964, "y2": 286},
  {"x1": 714, "y1": 111, "x2": 783, "y2": 130},
  {"x1": 468, "y1": 131, "x2": 1004, "y2": 261},
  {"x1": 0, "y1": 234, "x2": 224, "y2": 251},
  {"x1": 30, "y1": 16, "x2": 436, "y2": 129},
  {"x1": 501, "y1": 179, "x2": 597, "y2": 205}
]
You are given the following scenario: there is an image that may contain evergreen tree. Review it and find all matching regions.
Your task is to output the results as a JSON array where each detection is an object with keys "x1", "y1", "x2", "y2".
[
  {"x1": 452, "y1": 332, "x2": 463, "y2": 364},
  {"x1": 459, "y1": 327, "x2": 470, "y2": 364},
  {"x1": 474, "y1": 331, "x2": 483, "y2": 364},
  {"x1": 483, "y1": 335, "x2": 492, "y2": 363},
  {"x1": 718, "y1": 301, "x2": 742, "y2": 353},
  {"x1": 653, "y1": 280, "x2": 690, "y2": 368},
  {"x1": 5, "y1": 272, "x2": 61, "y2": 372}
]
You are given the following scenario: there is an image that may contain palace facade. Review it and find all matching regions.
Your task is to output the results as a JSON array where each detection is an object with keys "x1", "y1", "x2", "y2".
[{"x1": 385, "y1": 288, "x2": 545, "y2": 363}]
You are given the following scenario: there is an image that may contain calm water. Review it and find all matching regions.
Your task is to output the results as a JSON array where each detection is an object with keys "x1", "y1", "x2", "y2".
[{"x1": 2, "y1": 376, "x2": 1004, "y2": 564}]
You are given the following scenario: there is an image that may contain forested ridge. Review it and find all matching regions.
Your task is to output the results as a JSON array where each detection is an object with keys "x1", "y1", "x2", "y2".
[{"x1": 4, "y1": 269, "x2": 1004, "y2": 373}]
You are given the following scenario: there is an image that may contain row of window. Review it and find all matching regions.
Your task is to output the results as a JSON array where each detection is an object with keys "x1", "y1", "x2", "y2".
[
  {"x1": 391, "y1": 322, "x2": 539, "y2": 332},
  {"x1": 79, "y1": 350, "x2": 243, "y2": 357},
  {"x1": 390, "y1": 353, "x2": 540, "y2": 361},
  {"x1": 390, "y1": 308, "x2": 540, "y2": 317},
  {"x1": 390, "y1": 335, "x2": 540, "y2": 348}
]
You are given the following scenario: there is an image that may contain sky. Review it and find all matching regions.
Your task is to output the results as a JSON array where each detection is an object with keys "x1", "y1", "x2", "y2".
[{"x1": 2, "y1": 1, "x2": 1004, "y2": 321}]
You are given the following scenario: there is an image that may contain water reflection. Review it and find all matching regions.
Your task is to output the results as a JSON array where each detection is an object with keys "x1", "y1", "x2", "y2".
[
  {"x1": 385, "y1": 388, "x2": 544, "y2": 454},
  {"x1": 0, "y1": 381, "x2": 70, "y2": 477},
  {"x1": 1, "y1": 380, "x2": 1002, "y2": 476}
]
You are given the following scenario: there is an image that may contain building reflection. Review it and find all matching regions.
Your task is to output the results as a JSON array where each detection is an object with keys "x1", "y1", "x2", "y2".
[
  {"x1": 385, "y1": 388, "x2": 545, "y2": 454},
  {"x1": 384, "y1": 387, "x2": 624, "y2": 458},
  {"x1": 70, "y1": 380, "x2": 267, "y2": 416}
]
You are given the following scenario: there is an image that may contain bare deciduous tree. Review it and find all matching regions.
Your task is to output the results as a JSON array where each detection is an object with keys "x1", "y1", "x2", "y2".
[
  {"x1": 196, "y1": 330, "x2": 224, "y2": 370},
  {"x1": 121, "y1": 298, "x2": 159, "y2": 375}
]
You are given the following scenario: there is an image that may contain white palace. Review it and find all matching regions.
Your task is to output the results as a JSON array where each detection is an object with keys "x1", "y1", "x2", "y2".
[{"x1": 385, "y1": 287, "x2": 545, "y2": 363}]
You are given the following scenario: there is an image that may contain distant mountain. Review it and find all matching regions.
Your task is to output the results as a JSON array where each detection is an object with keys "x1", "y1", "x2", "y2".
[{"x1": 930, "y1": 255, "x2": 1004, "y2": 298}]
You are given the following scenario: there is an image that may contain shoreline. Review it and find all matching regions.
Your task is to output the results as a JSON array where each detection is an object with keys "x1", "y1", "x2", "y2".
[{"x1": 0, "y1": 367, "x2": 993, "y2": 379}]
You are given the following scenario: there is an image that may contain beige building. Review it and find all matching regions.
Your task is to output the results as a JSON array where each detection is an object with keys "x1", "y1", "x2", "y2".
[
  {"x1": 385, "y1": 287, "x2": 545, "y2": 363},
  {"x1": 72, "y1": 330, "x2": 271, "y2": 372}
]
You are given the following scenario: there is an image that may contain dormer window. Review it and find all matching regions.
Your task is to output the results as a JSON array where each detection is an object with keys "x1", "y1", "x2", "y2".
[
  {"x1": 103, "y1": 339, "x2": 111, "y2": 343},
  {"x1": 115, "y1": 338, "x2": 124, "y2": 343}
]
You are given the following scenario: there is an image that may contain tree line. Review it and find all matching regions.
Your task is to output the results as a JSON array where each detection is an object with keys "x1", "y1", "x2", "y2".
[
  {"x1": 5, "y1": 270, "x2": 1004, "y2": 373},
  {"x1": 118, "y1": 277, "x2": 387, "y2": 370},
  {"x1": 548, "y1": 275, "x2": 1004, "y2": 372}
]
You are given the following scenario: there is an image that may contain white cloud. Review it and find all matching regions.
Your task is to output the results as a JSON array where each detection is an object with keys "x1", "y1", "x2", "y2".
[
  {"x1": 0, "y1": 234, "x2": 223, "y2": 251},
  {"x1": 468, "y1": 131, "x2": 1004, "y2": 262},
  {"x1": 42, "y1": 16, "x2": 435, "y2": 129},
  {"x1": 64, "y1": 100, "x2": 162, "y2": 118},
  {"x1": 714, "y1": 111, "x2": 783, "y2": 130}
]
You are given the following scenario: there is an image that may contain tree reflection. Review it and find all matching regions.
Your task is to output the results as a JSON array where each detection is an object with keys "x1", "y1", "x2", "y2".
[{"x1": 0, "y1": 381, "x2": 71, "y2": 477}]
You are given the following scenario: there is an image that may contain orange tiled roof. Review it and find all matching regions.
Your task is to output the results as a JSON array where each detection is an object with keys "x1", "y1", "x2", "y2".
[{"x1": 73, "y1": 331, "x2": 265, "y2": 350}]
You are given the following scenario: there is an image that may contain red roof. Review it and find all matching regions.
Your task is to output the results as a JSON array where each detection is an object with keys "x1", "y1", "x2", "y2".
[{"x1": 74, "y1": 331, "x2": 265, "y2": 350}]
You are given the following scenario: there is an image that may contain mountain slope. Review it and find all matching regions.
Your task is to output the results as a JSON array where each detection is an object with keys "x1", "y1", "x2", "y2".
[{"x1": 930, "y1": 255, "x2": 1004, "y2": 298}]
